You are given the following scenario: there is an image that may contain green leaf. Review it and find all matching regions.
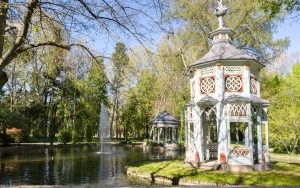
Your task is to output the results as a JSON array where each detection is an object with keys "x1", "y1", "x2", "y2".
[{"x1": 33, "y1": 25, "x2": 39, "y2": 33}]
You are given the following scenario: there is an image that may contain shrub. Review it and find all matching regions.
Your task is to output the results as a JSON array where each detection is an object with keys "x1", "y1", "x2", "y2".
[
  {"x1": 57, "y1": 130, "x2": 72, "y2": 144},
  {"x1": 6, "y1": 127, "x2": 23, "y2": 143}
]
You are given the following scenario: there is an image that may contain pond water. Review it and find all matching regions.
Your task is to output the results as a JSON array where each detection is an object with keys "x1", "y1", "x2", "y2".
[{"x1": 0, "y1": 144, "x2": 184, "y2": 186}]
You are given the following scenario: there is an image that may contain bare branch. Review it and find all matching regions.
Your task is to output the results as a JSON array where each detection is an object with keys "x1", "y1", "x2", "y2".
[{"x1": 0, "y1": 0, "x2": 38, "y2": 70}]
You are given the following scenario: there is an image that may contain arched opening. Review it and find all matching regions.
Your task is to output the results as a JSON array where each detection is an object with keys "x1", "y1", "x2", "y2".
[{"x1": 201, "y1": 106, "x2": 218, "y2": 161}]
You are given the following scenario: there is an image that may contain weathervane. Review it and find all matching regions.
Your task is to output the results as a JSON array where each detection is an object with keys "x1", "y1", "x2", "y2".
[{"x1": 215, "y1": 0, "x2": 228, "y2": 28}]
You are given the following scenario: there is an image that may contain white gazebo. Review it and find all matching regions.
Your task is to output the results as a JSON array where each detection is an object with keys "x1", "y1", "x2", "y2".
[
  {"x1": 152, "y1": 111, "x2": 179, "y2": 149},
  {"x1": 184, "y1": 0, "x2": 270, "y2": 171}
]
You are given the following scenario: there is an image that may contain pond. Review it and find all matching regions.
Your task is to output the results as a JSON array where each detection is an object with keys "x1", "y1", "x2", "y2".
[{"x1": 0, "y1": 144, "x2": 184, "y2": 186}]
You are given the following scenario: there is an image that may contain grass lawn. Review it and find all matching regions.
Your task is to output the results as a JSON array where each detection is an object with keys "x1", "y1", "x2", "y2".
[{"x1": 128, "y1": 160, "x2": 300, "y2": 186}]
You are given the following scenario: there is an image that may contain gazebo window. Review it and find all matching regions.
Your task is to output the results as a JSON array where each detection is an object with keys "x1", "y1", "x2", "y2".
[
  {"x1": 230, "y1": 123, "x2": 245, "y2": 146},
  {"x1": 229, "y1": 123, "x2": 251, "y2": 157}
]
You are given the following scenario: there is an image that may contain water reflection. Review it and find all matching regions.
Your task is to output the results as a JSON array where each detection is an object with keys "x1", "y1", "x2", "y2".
[{"x1": 0, "y1": 145, "x2": 184, "y2": 186}]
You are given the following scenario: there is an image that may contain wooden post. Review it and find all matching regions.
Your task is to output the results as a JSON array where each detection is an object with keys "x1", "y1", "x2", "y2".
[
  {"x1": 257, "y1": 108, "x2": 263, "y2": 163},
  {"x1": 265, "y1": 122, "x2": 270, "y2": 163},
  {"x1": 248, "y1": 121, "x2": 254, "y2": 165}
]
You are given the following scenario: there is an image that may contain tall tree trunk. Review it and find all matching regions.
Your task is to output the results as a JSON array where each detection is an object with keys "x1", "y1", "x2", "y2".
[
  {"x1": 110, "y1": 99, "x2": 115, "y2": 139},
  {"x1": 72, "y1": 92, "x2": 76, "y2": 142},
  {"x1": 115, "y1": 90, "x2": 119, "y2": 138},
  {"x1": 0, "y1": 0, "x2": 8, "y2": 57},
  {"x1": 0, "y1": 0, "x2": 8, "y2": 89},
  {"x1": 49, "y1": 87, "x2": 57, "y2": 146},
  {"x1": 10, "y1": 62, "x2": 16, "y2": 111},
  {"x1": 49, "y1": 103, "x2": 57, "y2": 146}
]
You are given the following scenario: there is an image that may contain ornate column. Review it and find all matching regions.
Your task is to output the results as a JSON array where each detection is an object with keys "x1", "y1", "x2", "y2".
[
  {"x1": 203, "y1": 120, "x2": 208, "y2": 160},
  {"x1": 265, "y1": 122, "x2": 270, "y2": 163},
  {"x1": 248, "y1": 121, "x2": 254, "y2": 165},
  {"x1": 244, "y1": 125, "x2": 249, "y2": 147},
  {"x1": 194, "y1": 106, "x2": 204, "y2": 162},
  {"x1": 257, "y1": 108, "x2": 263, "y2": 163},
  {"x1": 164, "y1": 127, "x2": 168, "y2": 144},
  {"x1": 226, "y1": 121, "x2": 231, "y2": 154},
  {"x1": 185, "y1": 109, "x2": 188, "y2": 146},
  {"x1": 158, "y1": 128, "x2": 161, "y2": 143},
  {"x1": 153, "y1": 127, "x2": 156, "y2": 142},
  {"x1": 244, "y1": 65, "x2": 251, "y2": 97}
]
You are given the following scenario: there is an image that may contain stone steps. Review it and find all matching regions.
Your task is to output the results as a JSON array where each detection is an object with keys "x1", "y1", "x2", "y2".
[{"x1": 200, "y1": 160, "x2": 219, "y2": 171}]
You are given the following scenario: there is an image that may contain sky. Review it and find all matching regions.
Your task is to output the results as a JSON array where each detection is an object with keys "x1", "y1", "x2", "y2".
[
  {"x1": 274, "y1": 15, "x2": 300, "y2": 53},
  {"x1": 92, "y1": 11, "x2": 300, "y2": 62}
]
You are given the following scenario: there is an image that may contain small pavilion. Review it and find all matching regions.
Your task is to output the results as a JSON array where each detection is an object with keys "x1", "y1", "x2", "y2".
[
  {"x1": 152, "y1": 111, "x2": 179, "y2": 147},
  {"x1": 184, "y1": 0, "x2": 270, "y2": 171}
]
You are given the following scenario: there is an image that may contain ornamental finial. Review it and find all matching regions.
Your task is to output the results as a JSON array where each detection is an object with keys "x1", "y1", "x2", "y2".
[{"x1": 215, "y1": 0, "x2": 228, "y2": 28}]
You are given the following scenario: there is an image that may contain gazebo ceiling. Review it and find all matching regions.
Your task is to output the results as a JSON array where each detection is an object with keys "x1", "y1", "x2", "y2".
[{"x1": 152, "y1": 111, "x2": 178, "y2": 126}]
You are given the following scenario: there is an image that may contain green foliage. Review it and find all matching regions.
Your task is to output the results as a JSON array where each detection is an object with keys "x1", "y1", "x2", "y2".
[
  {"x1": 122, "y1": 71, "x2": 157, "y2": 139},
  {"x1": 260, "y1": 0, "x2": 300, "y2": 17},
  {"x1": 165, "y1": 0, "x2": 288, "y2": 62},
  {"x1": 57, "y1": 129, "x2": 72, "y2": 144},
  {"x1": 261, "y1": 65, "x2": 300, "y2": 154}
]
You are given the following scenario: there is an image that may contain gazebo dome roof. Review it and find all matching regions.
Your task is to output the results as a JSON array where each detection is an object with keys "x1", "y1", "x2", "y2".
[
  {"x1": 191, "y1": 41, "x2": 256, "y2": 67},
  {"x1": 152, "y1": 111, "x2": 178, "y2": 126}
]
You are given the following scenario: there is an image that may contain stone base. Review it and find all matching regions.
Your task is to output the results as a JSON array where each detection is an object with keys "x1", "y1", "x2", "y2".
[
  {"x1": 183, "y1": 161, "x2": 200, "y2": 168},
  {"x1": 221, "y1": 163, "x2": 271, "y2": 173}
]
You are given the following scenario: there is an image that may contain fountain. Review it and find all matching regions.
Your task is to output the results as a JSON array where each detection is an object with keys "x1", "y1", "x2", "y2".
[{"x1": 98, "y1": 103, "x2": 110, "y2": 154}]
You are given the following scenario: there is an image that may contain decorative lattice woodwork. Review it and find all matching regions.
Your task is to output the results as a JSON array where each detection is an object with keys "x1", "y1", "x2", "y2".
[
  {"x1": 200, "y1": 77, "x2": 215, "y2": 94},
  {"x1": 209, "y1": 144, "x2": 218, "y2": 152},
  {"x1": 231, "y1": 147, "x2": 250, "y2": 156},
  {"x1": 199, "y1": 67, "x2": 215, "y2": 76},
  {"x1": 250, "y1": 77, "x2": 257, "y2": 94},
  {"x1": 203, "y1": 106, "x2": 217, "y2": 121},
  {"x1": 228, "y1": 104, "x2": 247, "y2": 116},
  {"x1": 224, "y1": 66, "x2": 243, "y2": 74},
  {"x1": 225, "y1": 75, "x2": 243, "y2": 92}
]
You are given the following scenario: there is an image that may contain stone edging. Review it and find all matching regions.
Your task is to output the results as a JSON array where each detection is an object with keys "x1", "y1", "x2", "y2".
[{"x1": 125, "y1": 167, "x2": 229, "y2": 186}]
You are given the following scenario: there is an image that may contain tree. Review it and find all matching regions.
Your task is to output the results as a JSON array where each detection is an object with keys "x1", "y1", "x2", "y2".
[
  {"x1": 260, "y1": 0, "x2": 300, "y2": 17},
  {"x1": 110, "y1": 42, "x2": 129, "y2": 138},
  {"x1": 122, "y1": 71, "x2": 157, "y2": 139},
  {"x1": 0, "y1": 0, "x2": 163, "y2": 89},
  {"x1": 261, "y1": 65, "x2": 300, "y2": 154},
  {"x1": 164, "y1": 0, "x2": 289, "y2": 63}
]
